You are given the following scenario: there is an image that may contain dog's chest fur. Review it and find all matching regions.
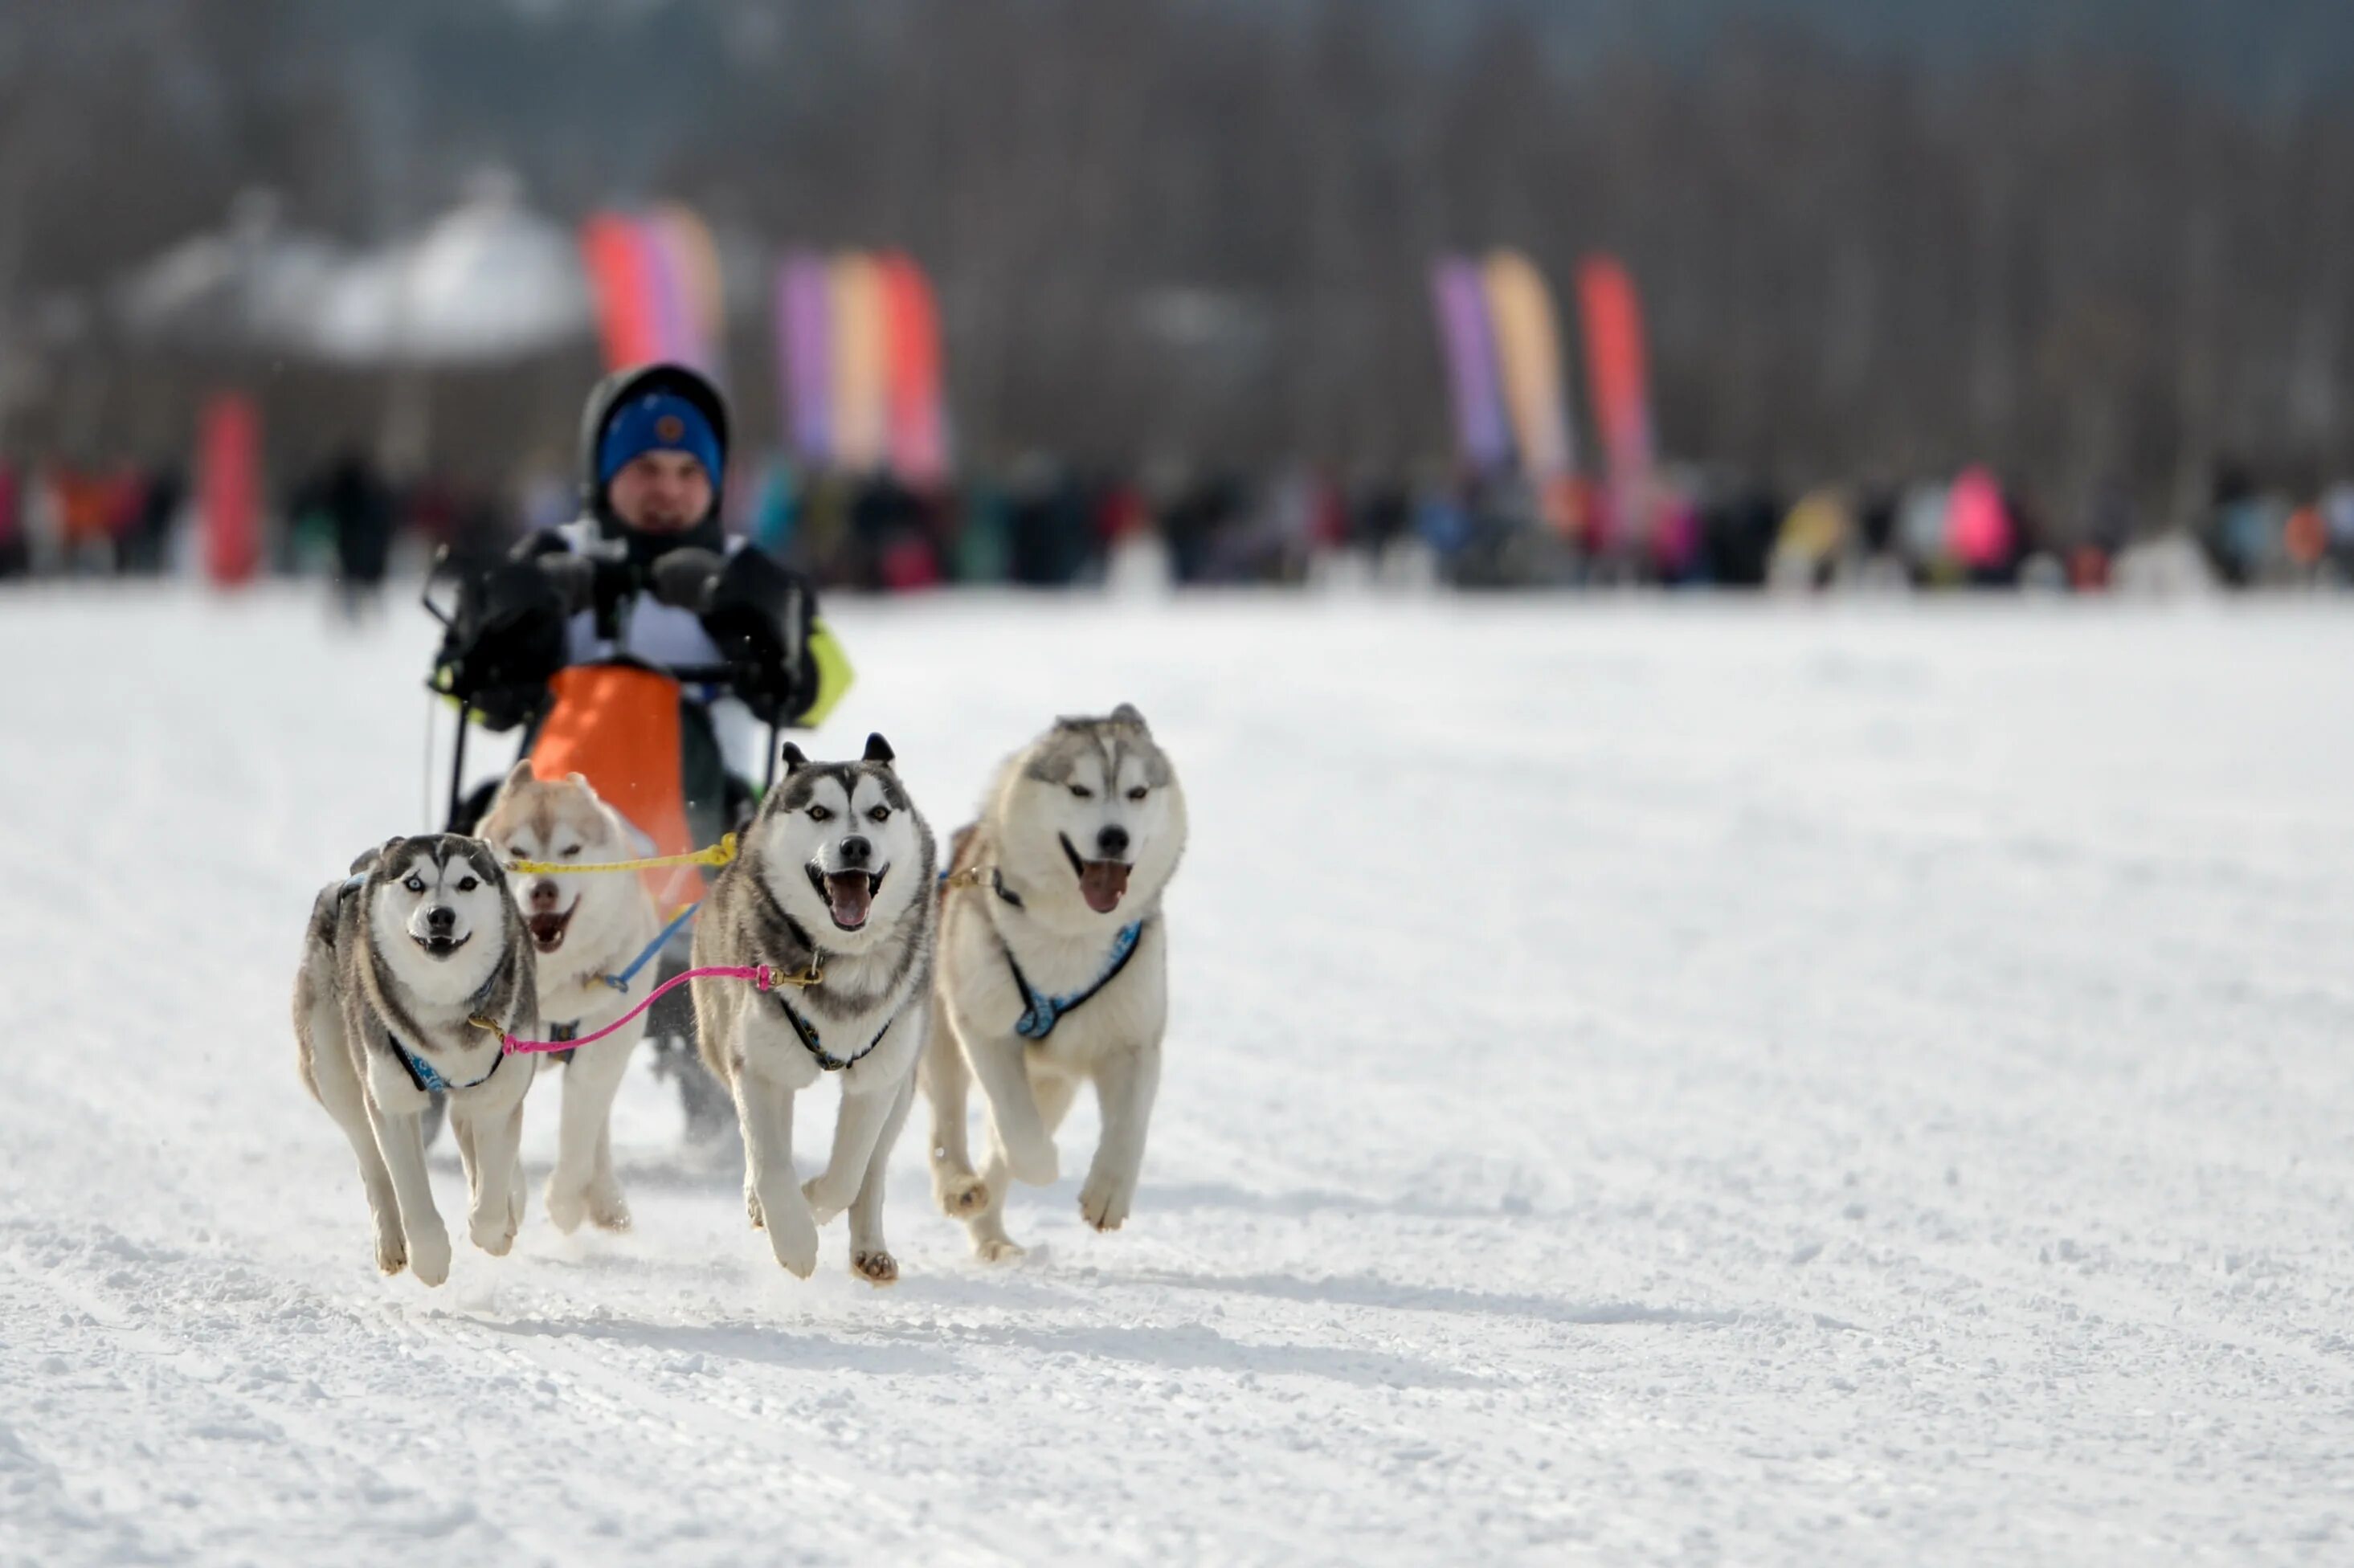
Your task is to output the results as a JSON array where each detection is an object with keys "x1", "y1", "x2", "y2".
[
  {"x1": 940, "y1": 826, "x2": 1168, "y2": 1068},
  {"x1": 530, "y1": 883, "x2": 660, "y2": 1032},
  {"x1": 700, "y1": 860, "x2": 932, "y2": 1086}
]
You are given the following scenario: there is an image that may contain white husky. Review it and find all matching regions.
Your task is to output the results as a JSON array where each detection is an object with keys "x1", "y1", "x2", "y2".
[
  {"x1": 293, "y1": 834, "x2": 538, "y2": 1285},
  {"x1": 478, "y1": 763, "x2": 664, "y2": 1234},
  {"x1": 920, "y1": 704, "x2": 1188, "y2": 1260}
]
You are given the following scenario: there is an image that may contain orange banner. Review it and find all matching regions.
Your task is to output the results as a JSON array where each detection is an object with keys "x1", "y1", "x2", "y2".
[
  {"x1": 828, "y1": 252, "x2": 888, "y2": 472},
  {"x1": 1481, "y1": 250, "x2": 1575, "y2": 482}
]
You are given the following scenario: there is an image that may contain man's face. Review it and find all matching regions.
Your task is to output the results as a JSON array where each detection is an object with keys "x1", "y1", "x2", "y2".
[{"x1": 607, "y1": 450, "x2": 713, "y2": 533}]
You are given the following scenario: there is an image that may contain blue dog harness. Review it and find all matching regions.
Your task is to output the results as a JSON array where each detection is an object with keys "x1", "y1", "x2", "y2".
[
  {"x1": 939, "y1": 864, "x2": 1148, "y2": 1041},
  {"x1": 1003, "y1": 921, "x2": 1146, "y2": 1041},
  {"x1": 388, "y1": 1025, "x2": 508, "y2": 1094}
]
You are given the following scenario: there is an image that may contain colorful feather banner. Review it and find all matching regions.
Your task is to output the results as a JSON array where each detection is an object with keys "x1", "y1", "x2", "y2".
[
  {"x1": 649, "y1": 204, "x2": 725, "y2": 375},
  {"x1": 1480, "y1": 248, "x2": 1575, "y2": 483},
  {"x1": 878, "y1": 251, "x2": 949, "y2": 487},
  {"x1": 775, "y1": 251, "x2": 833, "y2": 463},
  {"x1": 828, "y1": 251, "x2": 889, "y2": 472},
  {"x1": 1429, "y1": 256, "x2": 1513, "y2": 474},
  {"x1": 579, "y1": 213, "x2": 660, "y2": 370},
  {"x1": 1577, "y1": 254, "x2": 1656, "y2": 550}
]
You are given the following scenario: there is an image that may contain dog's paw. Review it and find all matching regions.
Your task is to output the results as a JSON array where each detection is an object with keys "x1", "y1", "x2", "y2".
[
  {"x1": 768, "y1": 1219, "x2": 819, "y2": 1280},
  {"x1": 469, "y1": 1208, "x2": 518, "y2": 1257},
  {"x1": 587, "y1": 1180, "x2": 631, "y2": 1233},
  {"x1": 409, "y1": 1227, "x2": 452, "y2": 1287},
  {"x1": 1003, "y1": 1136, "x2": 1059, "y2": 1188},
  {"x1": 933, "y1": 1170, "x2": 990, "y2": 1217},
  {"x1": 374, "y1": 1230, "x2": 408, "y2": 1276},
  {"x1": 545, "y1": 1177, "x2": 588, "y2": 1235},
  {"x1": 851, "y1": 1248, "x2": 900, "y2": 1287},
  {"x1": 1078, "y1": 1176, "x2": 1131, "y2": 1233},
  {"x1": 745, "y1": 1187, "x2": 765, "y2": 1231},
  {"x1": 974, "y1": 1234, "x2": 1028, "y2": 1264},
  {"x1": 801, "y1": 1176, "x2": 851, "y2": 1227}
]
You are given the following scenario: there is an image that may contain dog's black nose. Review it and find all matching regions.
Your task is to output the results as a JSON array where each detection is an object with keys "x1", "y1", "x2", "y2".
[
  {"x1": 426, "y1": 906, "x2": 456, "y2": 933},
  {"x1": 1097, "y1": 824, "x2": 1130, "y2": 859},
  {"x1": 837, "y1": 835, "x2": 871, "y2": 867}
]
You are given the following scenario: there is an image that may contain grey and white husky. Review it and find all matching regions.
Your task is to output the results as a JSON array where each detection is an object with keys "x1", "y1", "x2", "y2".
[
  {"x1": 292, "y1": 834, "x2": 538, "y2": 1285},
  {"x1": 478, "y1": 764, "x2": 662, "y2": 1235},
  {"x1": 919, "y1": 704, "x2": 1188, "y2": 1260},
  {"x1": 693, "y1": 734, "x2": 937, "y2": 1284}
]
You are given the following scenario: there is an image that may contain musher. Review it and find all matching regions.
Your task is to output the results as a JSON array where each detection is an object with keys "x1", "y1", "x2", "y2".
[{"x1": 427, "y1": 361, "x2": 851, "y2": 1141}]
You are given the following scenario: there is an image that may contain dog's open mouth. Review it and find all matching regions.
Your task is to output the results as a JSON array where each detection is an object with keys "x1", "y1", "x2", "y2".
[
  {"x1": 808, "y1": 864, "x2": 885, "y2": 931},
  {"x1": 1060, "y1": 834, "x2": 1132, "y2": 915},
  {"x1": 525, "y1": 905, "x2": 575, "y2": 953},
  {"x1": 411, "y1": 933, "x2": 471, "y2": 959}
]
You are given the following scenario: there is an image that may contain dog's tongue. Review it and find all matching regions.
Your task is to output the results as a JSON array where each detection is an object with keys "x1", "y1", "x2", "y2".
[
  {"x1": 526, "y1": 913, "x2": 566, "y2": 948},
  {"x1": 1078, "y1": 860, "x2": 1130, "y2": 914},
  {"x1": 824, "y1": 872, "x2": 873, "y2": 929}
]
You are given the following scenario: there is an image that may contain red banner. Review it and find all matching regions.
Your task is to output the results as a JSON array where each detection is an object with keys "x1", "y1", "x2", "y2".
[
  {"x1": 199, "y1": 392, "x2": 260, "y2": 587},
  {"x1": 580, "y1": 214, "x2": 660, "y2": 370}
]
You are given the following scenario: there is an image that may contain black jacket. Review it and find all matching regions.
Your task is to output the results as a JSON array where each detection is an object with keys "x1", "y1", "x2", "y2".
[{"x1": 431, "y1": 364, "x2": 819, "y2": 729}]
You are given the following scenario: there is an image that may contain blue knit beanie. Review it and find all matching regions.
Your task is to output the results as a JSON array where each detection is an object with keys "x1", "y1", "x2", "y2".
[{"x1": 598, "y1": 390, "x2": 723, "y2": 489}]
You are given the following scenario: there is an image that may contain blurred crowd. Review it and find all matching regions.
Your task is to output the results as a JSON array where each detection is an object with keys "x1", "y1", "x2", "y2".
[{"x1": 4, "y1": 447, "x2": 2352, "y2": 598}]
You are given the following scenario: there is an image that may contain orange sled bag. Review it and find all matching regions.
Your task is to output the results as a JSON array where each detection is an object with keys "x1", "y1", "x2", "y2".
[{"x1": 526, "y1": 664, "x2": 702, "y2": 905}]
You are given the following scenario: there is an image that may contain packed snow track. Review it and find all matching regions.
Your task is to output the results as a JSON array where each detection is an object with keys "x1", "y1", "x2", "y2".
[{"x1": 3, "y1": 587, "x2": 2350, "y2": 1564}]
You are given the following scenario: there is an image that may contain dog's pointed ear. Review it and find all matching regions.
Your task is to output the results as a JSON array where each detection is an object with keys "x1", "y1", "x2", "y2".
[
  {"x1": 1110, "y1": 702, "x2": 1149, "y2": 733},
  {"x1": 565, "y1": 770, "x2": 603, "y2": 803},
  {"x1": 780, "y1": 741, "x2": 808, "y2": 774},
  {"x1": 490, "y1": 759, "x2": 534, "y2": 806},
  {"x1": 354, "y1": 836, "x2": 403, "y2": 876},
  {"x1": 864, "y1": 733, "x2": 895, "y2": 768}
]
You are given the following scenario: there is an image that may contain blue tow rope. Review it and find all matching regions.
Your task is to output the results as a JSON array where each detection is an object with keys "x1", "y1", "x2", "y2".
[{"x1": 601, "y1": 902, "x2": 701, "y2": 992}]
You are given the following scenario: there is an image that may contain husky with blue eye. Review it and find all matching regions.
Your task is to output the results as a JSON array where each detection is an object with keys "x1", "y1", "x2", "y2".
[
  {"x1": 292, "y1": 834, "x2": 537, "y2": 1286},
  {"x1": 919, "y1": 704, "x2": 1189, "y2": 1261}
]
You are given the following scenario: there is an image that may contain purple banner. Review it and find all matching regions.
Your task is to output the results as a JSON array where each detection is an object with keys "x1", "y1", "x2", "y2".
[
  {"x1": 635, "y1": 218, "x2": 696, "y2": 370},
  {"x1": 778, "y1": 251, "x2": 833, "y2": 466},
  {"x1": 1431, "y1": 256, "x2": 1512, "y2": 474}
]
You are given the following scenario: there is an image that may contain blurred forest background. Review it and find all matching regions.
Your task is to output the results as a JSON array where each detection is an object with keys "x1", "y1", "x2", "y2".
[{"x1": 4, "y1": 0, "x2": 2352, "y2": 521}]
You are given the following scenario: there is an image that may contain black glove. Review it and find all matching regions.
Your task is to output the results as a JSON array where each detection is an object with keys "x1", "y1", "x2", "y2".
[
  {"x1": 435, "y1": 542, "x2": 570, "y2": 730},
  {"x1": 648, "y1": 548, "x2": 728, "y2": 612},
  {"x1": 694, "y1": 549, "x2": 812, "y2": 725}
]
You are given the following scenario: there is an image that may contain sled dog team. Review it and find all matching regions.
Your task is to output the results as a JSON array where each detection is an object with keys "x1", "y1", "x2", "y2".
[{"x1": 293, "y1": 706, "x2": 1187, "y2": 1287}]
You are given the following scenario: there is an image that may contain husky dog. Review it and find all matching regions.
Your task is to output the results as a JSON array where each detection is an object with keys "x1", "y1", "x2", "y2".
[
  {"x1": 693, "y1": 734, "x2": 936, "y2": 1284},
  {"x1": 292, "y1": 834, "x2": 538, "y2": 1285},
  {"x1": 477, "y1": 764, "x2": 663, "y2": 1235},
  {"x1": 919, "y1": 704, "x2": 1187, "y2": 1260}
]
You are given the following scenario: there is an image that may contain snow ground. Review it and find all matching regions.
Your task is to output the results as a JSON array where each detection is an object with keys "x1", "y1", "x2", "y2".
[{"x1": 3, "y1": 585, "x2": 2352, "y2": 1566}]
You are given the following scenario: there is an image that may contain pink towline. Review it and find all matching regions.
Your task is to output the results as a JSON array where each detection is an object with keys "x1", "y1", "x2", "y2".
[{"x1": 498, "y1": 965, "x2": 807, "y2": 1055}]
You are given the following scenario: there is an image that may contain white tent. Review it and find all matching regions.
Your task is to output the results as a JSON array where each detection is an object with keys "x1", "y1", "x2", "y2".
[{"x1": 117, "y1": 177, "x2": 592, "y2": 366}]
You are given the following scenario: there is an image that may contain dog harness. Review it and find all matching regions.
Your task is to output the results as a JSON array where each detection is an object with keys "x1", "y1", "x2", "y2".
[
  {"x1": 1001, "y1": 921, "x2": 1146, "y2": 1041},
  {"x1": 941, "y1": 865, "x2": 1148, "y2": 1042},
  {"x1": 768, "y1": 991, "x2": 896, "y2": 1072},
  {"x1": 541, "y1": 1019, "x2": 579, "y2": 1065},
  {"x1": 388, "y1": 1025, "x2": 509, "y2": 1094}
]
